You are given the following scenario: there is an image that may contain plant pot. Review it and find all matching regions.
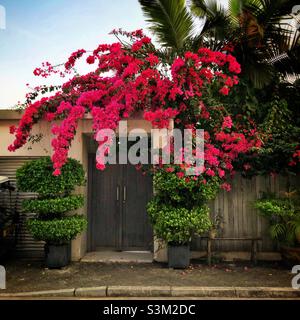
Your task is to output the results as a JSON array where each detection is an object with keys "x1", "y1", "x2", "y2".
[
  {"x1": 280, "y1": 246, "x2": 300, "y2": 268},
  {"x1": 44, "y1": 243, "x2": 71, "y2": 268},
  {"x1": 168, "y1": 244, "x2": 190, "y2": 269}
]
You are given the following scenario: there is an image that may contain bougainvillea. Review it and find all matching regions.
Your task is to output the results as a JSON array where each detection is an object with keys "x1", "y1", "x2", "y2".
[{"x1": 9, "y1": 29, "x2": 261, "y2": 188}]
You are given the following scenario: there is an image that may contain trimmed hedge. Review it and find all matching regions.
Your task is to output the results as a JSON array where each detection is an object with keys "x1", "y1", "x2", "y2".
[
  {"x1": 26, "y1": 215, "x2": 87, "y2": 245},
  {"x1": 147, "y1": 199, "x2": 212, "y2": 245},
  {"x1": 16, "y1": 157, "x2": 85, "y2": 197},
  {"x1": 17, "y1": 157, "x2": 87, "y2": 248},
  {"x1": 22, "y1": 195, "x2": 84, "y2": 216},
  {"x1": 153, "y1": 170, "x2": 221, "y2": 208}
]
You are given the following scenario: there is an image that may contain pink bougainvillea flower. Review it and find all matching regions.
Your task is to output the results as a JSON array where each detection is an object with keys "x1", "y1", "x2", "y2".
[
  {"x1": 176, "y1": 171, "x2": 185, "y2": 179},
  {"x1": 222, "y1": 116, "x2": 233, "y2": 129},
  {"x1": 7, "y1": 28, "x2": 269, "y2": 186},
  {"x1": 86, "y1": 55, "x2": 95, "y2": 64},
  {"x1": 221, "y1": 182, "x2": 231, "y2": 192},
  {"x1": 53, "y1": 169, "x2": 61, "y2": 176},
  {"x1": 9, "y1": 125, "x2": 16, "y2": 134},
  {"x1": 219, "y1": 86, "x2": 230, "y2": 96}
]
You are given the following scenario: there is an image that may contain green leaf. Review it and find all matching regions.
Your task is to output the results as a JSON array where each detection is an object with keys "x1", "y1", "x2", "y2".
[
  {"x1": 147, "y1": 198, "x2": 212, "y2": 244},
  {"x1": 139, "y1": 0, "x2": 195, "y2": 50},
  {"x1": 26, "y1": 215, "x2": 87, "y2": 245},
  {"x1": 22, "y1": 195, "x2": 84, "y2": 217},
  {"x1": 16, "y1": 157, "x2": 85, "y2": 197}
]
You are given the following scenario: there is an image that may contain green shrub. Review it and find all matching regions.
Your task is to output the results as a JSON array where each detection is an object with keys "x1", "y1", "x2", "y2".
[
  {"x1": 17, "y1": 157, "x2": 87, "y2": 247},
  {"x1": 16, "y1": 157, "x2": 85, "y2": 197},
  {"x1": 153, "y1": 170, "x2": 220, "y2": 208},
  {"x1": 26, "y1": 215, "x2": 87, "y2": 245},
  {"x1": 147, "y1": 199, "x2": 212, "y2": 245},
  {"x1": 22, "y1": 195, "x2": 84, "y2": 217},
  {"x1": 254, "y1": 198, "x2": 296, "y2": 218},
  {"x1": 254, "y1": 193, "x2": 300, "y2": 246}
]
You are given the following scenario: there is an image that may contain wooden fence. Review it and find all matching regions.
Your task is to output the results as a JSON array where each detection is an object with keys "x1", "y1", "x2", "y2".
[{"x1": 192, "y1": 173, "x2": 299, "y2": 252}]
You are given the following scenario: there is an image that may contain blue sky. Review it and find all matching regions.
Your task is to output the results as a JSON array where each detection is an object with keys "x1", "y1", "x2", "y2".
[{"x1": 0, "y1": 0, "x2": 228, "y2": 108}]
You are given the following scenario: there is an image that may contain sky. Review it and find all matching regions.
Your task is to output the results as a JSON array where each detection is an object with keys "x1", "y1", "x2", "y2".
[{"x1": 0, "y1": 0, "x2": 228, "y2": 108}]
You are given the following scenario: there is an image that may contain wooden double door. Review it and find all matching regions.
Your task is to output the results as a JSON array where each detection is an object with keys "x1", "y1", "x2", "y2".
[{"x1": 88, "y1": 155, "x2": 153, "y2": 251}]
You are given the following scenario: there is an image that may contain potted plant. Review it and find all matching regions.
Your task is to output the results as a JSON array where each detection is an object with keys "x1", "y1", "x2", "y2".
[
  {"x1": 147, "y1": 199, "x2": 211, "y2": 268},
  {"x1": 147, "y1": 169, "x2": 218, "y2": 268},
  {"x1": 16, "y1": 157, "x2": 87, "y2": 268},
  {"x1": 254, "y1": 191, "x2": 300, "y2": 266}
]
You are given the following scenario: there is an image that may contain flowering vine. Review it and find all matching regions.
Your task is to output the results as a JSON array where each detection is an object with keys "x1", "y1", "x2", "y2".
[{"x1": 9, "y1": 29, "x2": 260, "y2": 189}]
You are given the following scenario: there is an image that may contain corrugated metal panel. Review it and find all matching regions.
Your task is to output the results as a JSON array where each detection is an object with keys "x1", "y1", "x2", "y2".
[{"x1": 0, "y1": 157, "x2": 44, "y2": 259}]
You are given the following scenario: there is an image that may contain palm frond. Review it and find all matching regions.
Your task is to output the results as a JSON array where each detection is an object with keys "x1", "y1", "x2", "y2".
[
  {"x1": 138, "y1": 0, "x2": 195, "y2": 50},
  {"x1": 190, "y1": 0, "x2": 232, "y2": 41},
  {"x1": 270, "y1": 223, "x2": 286, "y2": 240},
  {"x1": 246, "y1": 61, "x2": 275, "y2": 88}
]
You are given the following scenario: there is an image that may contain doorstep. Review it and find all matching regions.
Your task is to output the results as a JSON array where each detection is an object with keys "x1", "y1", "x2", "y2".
[{"x1": 81, "y1": 251, "x2": 153, "y2": 263}]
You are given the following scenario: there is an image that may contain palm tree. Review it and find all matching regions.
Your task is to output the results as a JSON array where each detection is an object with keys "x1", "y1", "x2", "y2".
[{"x1": 138, "y1": 0, "x2": 300, "y2": 87}]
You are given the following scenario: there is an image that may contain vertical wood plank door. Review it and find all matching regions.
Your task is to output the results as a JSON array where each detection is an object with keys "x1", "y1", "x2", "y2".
[
  {"x1": 88, "y1": 155, "x2": 153, "y2": 251},
  {"x1": 121, "y1": 164, "x2": 153, "y2": 250},
  {"x1": 88, "y1": 157, "x2": 121, "y2": 250}
]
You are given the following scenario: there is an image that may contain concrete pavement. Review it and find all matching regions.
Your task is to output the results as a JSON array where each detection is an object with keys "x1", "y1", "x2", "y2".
[{"x1": 0, "y1": 286, "x2": 299, "y2": 299}]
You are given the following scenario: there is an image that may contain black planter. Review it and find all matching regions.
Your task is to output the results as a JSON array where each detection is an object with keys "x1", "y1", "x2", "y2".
[
  {"x1": 168, "y1": 244, "x2": 190, "y2": 269},
  {"x1": 44, "y1": 243, "x2": 71, "y2": 268}
]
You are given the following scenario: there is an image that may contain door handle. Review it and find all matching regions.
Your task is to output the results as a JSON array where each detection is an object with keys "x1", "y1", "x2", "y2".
[
  {"x1": 123, "y1": 185, "x2": 126, "y2": 202},
  {"x1": 116, "y1": 185, "x2": 120, "y2": 201}
]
